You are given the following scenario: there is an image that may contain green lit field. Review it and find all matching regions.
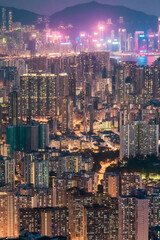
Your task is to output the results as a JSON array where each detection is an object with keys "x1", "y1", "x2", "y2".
[{"x1": 142, "y1": 173, "x2": 160, "y2": 180}]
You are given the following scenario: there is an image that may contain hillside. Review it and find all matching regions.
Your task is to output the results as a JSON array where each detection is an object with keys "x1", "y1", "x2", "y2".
[
  {"x1": 50, "y1": 1, "x2": 158, "y2": 33},
  {"x1": 0, "y1": 6, "x2": 40, "y2": 26}
]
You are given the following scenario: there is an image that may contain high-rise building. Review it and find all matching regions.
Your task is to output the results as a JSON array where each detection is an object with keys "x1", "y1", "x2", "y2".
[
  {"x1": 135, "y1": 31, "x2": 144, "y2": 52},
  {"x1": 8, "y1": 10, "x2": 12, "y2": 32},
  {"x1": 158, "y1": 17, "x2": 160, "y2": 51},
  {"x1": 69, "y1": 65, "x2": 77, "y2": 107},
  {"x1": 20, "y1": 74, "x2": 57, "y2": 118},
  {"x1": 119, "y1": 16, "x2": 124, "y2": 25},
  {"x1": 58, "y1": 154, "x2": 84, "y2": 177},
  {"x1": 119, "y1": 28, "x2": 126, "y2": 52},
  {"x1": 6, "y1": 123, "x2": 49, "y2": 154},
  {"x1": 61, "y1": 97, "x2": 73, "y2": 133},
  {"x1": 149, "y1": 194, "x2": 160, "y2": 228},
  {"x1": 88, "y1": 103, "x2": 94, "y2": 133},
  {"x1": 5, "y1": 158, "x2": 15, "y2": 190},
  {"x1": 120, "y1": 121, "x2": 159, "y2": 159},
  {"x1": 83, "y1": 197, "x2": 118, "y2": 240},
  {"x1": 138, "y1": 34, "x2": 147, "y2": 52},
  {"x1": 0, "y1": 192, "x2": 19, "y2": 238},
  {"x1": 83, "y1": 205, "x2": 110, "y2": 239},
  {"x1": 118, "y1": 191, "x2": 149, "y2": 240},
  {"x1": 22, "y1": 152, "x2": 51, "y2": 187},
  {"x1": 127, "y1": 33, "x2": 134, "y2": 52},
  {"x1": 38, "y1": 124, "x2": 49, "y2": 149},
  {"x1": 41, "y1": 207, "x2": 69, "y2": 238},
  {"x1": 148, "y1": 33, "x2": 156, "y2": 52},
  {"x1": 143, "y1": 66, "x2": 160, "y2": 99},
  {"x1": 0, "y1": 105, "x2": 2, "y2": 139},
  {"x1": 0, "y1": 157, "x2": 5, "y2": 184},
  {"x1": 2, "y1": 8, "x2": 6, "y2": 32},
  {"x1": 67, "y1": 188, "x2": 93, "y2": 239},
  {"x1": 32, "y1": 188, "x2": 55, "y2": 208},
  {"x1": 108, "y1": 174, "x2": 119, "y2": 198},
  {"x1": 19, "y1": 208, "x2": 41, "y2": 234},
  {"x1": 30, "y1": 159, "x2": 49, "y2": 188},
  {"x1": 120, "y1": 174, "x2": 142, "y2": 196},
  {"x1": 20, "y1": 207, "x2": 69, "y2": 238},
  {"x1": 116, "y1": 65, "x2": 125, "y2": 104},
  {"x1": 9, "y1": 87, "x2": 21, "y2": 125}
]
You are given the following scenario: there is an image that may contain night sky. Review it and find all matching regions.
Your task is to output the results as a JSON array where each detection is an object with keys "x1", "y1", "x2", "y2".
[{"x1": 0, "y1": 0, "x2": 159, "y2": 16}]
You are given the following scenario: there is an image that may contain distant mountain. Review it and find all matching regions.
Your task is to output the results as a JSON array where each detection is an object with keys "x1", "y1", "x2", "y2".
[
  {"x1": 0, "y1": 6, "x2": 40, "y2": 26},
  {"x1": 0, "y1": 2, "x2": 158, "y2": 34},
  {"x1": 50, "y1": 1, "x2": 158, "y2": 34}
]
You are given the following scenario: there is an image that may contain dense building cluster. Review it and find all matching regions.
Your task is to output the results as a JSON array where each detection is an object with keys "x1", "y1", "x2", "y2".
[{"x1": 1, "y1": 6, "x2": 160, "y2": 240}]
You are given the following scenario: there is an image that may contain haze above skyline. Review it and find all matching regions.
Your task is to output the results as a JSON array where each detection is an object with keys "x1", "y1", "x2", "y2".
[{"x1": 0, "y1": 0, "x2": 159, "y2": 16}]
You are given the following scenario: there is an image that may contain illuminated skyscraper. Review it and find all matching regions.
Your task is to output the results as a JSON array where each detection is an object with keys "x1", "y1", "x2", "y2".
[
  {"x1": 119, "y1": 28, "x2": 126, "y2": 52},
  {"x1": 158, "y1": 17, "x2": 160, "y2": 51},
  {"x1": 119, "y1": 16, "x2": 124, "y2": 25},
  {"x1": 20, "y1": 207, "x2": 69, "y2": 238},
  {"x1": 67, "y1": 188, "x2": 93, "y2": 239},
  {"x1": 41, "y1": 207, "x2": 69, "y2": 237},
  {"x1": 5, "y1": 158, "x2": 15, "y2": 190},
  {"x1": 83, "y1": 205, "x2": 110, "y2": 239},
  {"x1": 116, "y1": 65, "x2": 125, "y2": 104},
  {"x1": 120, "y1": 121, "x2": 159, "y2": 159},
  {"x1": 9, "y1": 87, "x2": 21, "y2": 125},
  {"x1": 127, "y1": 33, "x2": 134, "y2": 52},
  {"x1": 30, "y1": 159, "x2": 49, "y2": 188},
  {"x1": 120, "y1": 174, "x2": 142, "y2": 196},
  {"x1": 138, "y1": 34, "x2": 147, "y2": 52},
  {"x1": 8, "y1": 10, "x2": 12, "y2": 32},
  {"x1": 88, "y1": 103, "x2": 94, "y2": 133},
  {"x1": 119, "y1": 192, "x2": 149, "y2": 240},
  {"x1": 143, "y1": 66, "x2": 160, "y2": 100},
  {"x1": 2, "y1": 8, "x2": 6, "y2": 32},
  {"x1": 20, "y1": 74, "x2": 57, "y2": 118},
  {"x1": 6, "y1": 124, "x2": 49, "y2": 154},
  {"x1": 69, "y1": 65, "x2": 77, "y2": 107},
  {"x1": 148, "y1": 33, "x2": 156, "y2": 52},
  {"x1": 61, "y1": 97, "x2": 73, "y2": 133},
  {"x1": 108, "y1": 174, "x2": 119, "y2": 198},
  {"x1": 38, "y1": 124, "x2": 49, "y2": 149},
  {"x1": 0, "y1": 105, "x2": 2, "y2": 139},
  {"x1": 0, "y1": 192, "x2": 19, "y2": 238},
  {"x1": 135, "y1": 31, "x2": 144, "y2": 52}
]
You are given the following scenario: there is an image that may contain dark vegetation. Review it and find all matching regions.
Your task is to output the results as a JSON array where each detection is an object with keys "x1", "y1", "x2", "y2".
[
  {"x1": 107, "y1": 154, "x2": 160, "y2": 175},
  {"x1": 92, "y1": 150, "x2": 119, "y2": 172}
]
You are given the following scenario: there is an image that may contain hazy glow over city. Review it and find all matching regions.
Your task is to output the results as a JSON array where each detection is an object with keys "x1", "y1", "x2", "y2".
[{"x1": 0, "y1": 1, "x2": 160, "y2": 240}]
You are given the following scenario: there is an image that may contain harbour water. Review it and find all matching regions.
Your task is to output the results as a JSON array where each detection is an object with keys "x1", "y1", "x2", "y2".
[
  {"x1": 137, "y1": 56, "x2": 159, "y2": 66},
  {"x1": 112, "y1": 55, "x2": 160, "y2": 66}
]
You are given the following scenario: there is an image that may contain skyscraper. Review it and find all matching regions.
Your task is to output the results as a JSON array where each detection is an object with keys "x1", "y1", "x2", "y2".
[
  {"x1": 8, "y1": 10, "x2": 12, "y2": 32},
  {"x1": 9, "y1": 87, "x2": 21, "y2": 125},
  {"x1": 120, "y1": 121, "x2": 159, "y2": 159},
  {"x1": 119, "y1": 28, "x2": 126, "y2": 52},
  {"x1": 83, "y1": 205, "x2": 110, "y2": 239},
  {"x1": 0, "y1": 192, "x2": 19, "y2": 238},
  {"x1": 20, "y1": 207, "x2": 69, "y2": 238},
  {"x1": 30, "y1": 159, "x2": 49, "y2": 188},
  {"x1": 118, "y1": 191, "x2": 149, "y2": 240},
  {"x1": 5, "y1": 158, "x2": 15, "y2": 190},
  {"x1": 158, "y1": 17, "x2": 160, "y2": 51},
  {"x1": 20, "y1": 74, "x2": 57, "y2": 118},
  {"x1": 2, "y1": 8, "x2": 6, "y2": 32},
  {"x1": 41, "y1": 207, "x2": 69, "y2": 238},
  {"x1": 135, "y1": 31, "x2": 144, "y2": 52}
]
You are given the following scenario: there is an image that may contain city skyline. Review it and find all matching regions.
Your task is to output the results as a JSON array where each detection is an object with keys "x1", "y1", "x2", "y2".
[{"x1": 0, "y1": 1, "x2": 160, "y2": 239}]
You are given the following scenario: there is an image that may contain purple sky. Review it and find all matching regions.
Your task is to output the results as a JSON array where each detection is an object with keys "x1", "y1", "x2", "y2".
[{"x1": 0, "y1": 0, "x2": 159, "y2": 16}]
